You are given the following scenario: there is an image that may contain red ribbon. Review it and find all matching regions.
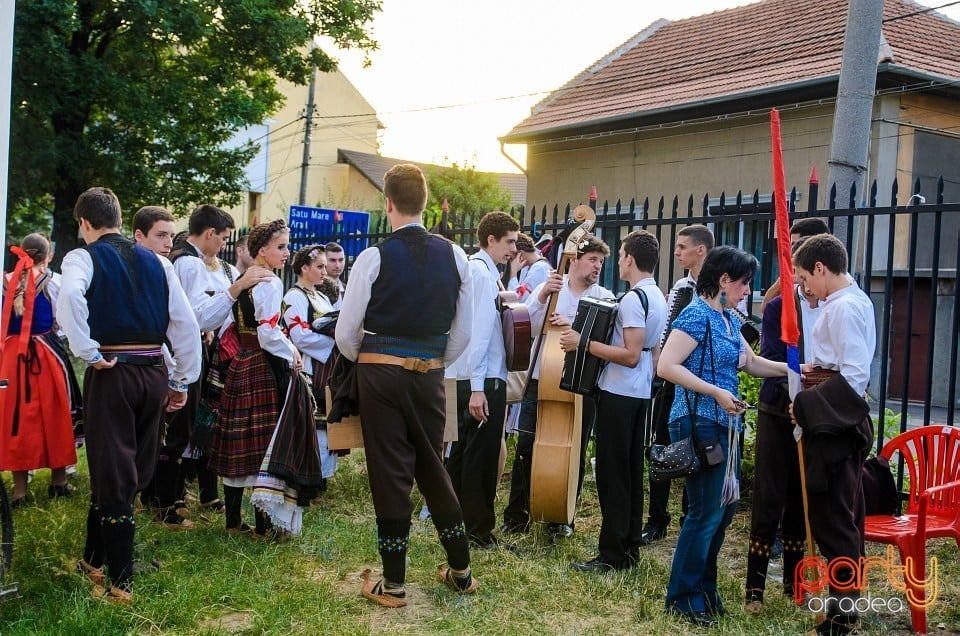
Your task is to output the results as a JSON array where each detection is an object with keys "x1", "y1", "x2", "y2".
[
  {"x1": 287, "y1": 315, "x2": 311, "y2": 332},
  {"x1": 258, "y1": 313, "x2": 281, "y2": 329},
  {"x1": 1, "y1": 247, "x2": 37, "y2": 358}
]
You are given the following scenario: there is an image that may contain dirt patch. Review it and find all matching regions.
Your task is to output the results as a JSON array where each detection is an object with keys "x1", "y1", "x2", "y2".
[{"x1": 198, "y1": 610, "x2": 256, "y2": 634}]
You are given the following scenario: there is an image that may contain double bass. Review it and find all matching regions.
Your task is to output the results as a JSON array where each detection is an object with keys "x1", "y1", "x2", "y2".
[{"x1": 529, "y1": 204, "x2": 596, "y2": 524}]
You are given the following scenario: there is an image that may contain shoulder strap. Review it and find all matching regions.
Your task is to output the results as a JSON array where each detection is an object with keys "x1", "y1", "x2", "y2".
[
  {"x1": 630, "y1": 287, "x2": 648, "y2": 314},
  {"x1": 220, "y1": 259, "x2": 235, "y2": 285}
]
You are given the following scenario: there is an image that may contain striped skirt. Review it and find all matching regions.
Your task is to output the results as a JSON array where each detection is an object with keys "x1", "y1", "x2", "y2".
[{"x1": 207, "y1": 349, "x2": 286, "y2": 479}]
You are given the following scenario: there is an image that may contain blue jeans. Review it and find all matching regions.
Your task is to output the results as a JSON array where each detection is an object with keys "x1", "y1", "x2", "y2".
[{"x1": 665, "y1": 416, "x2": 739, "y2": 615}]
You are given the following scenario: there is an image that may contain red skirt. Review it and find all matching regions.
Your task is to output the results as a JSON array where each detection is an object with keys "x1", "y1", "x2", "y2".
[
  {"x1": 0, "y1": 334, "x2": 77, "y2": 471},
  {"x1": 207, "y1": 349, "x2": 283, "y2": 478}
]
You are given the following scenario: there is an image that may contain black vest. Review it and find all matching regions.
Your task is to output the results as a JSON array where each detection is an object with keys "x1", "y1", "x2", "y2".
[
  {"x1": 83, "y1": 233, "x2": 169, "y2": 345},
  {"x1": 364, "y1": 226, "x2": 460, "y2": 337}
]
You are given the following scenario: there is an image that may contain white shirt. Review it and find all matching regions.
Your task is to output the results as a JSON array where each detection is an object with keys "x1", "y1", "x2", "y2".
[
  {"x1": 335, "y1": 226, "x2": 472, "y2": 365},
  {"x1": 508, "y1": 258, "x2": 550, "y2": 302},
  {"x1": 467, "y1": 249, "x2": 507, "y2": 389},
  {"x1": 525, "y1": 276, "x2": 615, "y2": 380},
  {"x1": 57, "y1": 242, "x2": 202, "y2": 387},
  {"x1": 598, "y1": 278, "x2": 668, "y2": 399},
  {"x1": 173, "y1": 240, "x2": 241, "y2": 333},
  {"x1": 797, "y1": 286, "x2": 822, "y2": 364},
  {"x1": 809, "y1": 281, "x2": 876, "y2": 395},
  {"x1": 251, "y1": 277, "x2": 298, "y2": 364},
  {"x1": 283, "y1": 285, "x2": 335, "y2": 374}
]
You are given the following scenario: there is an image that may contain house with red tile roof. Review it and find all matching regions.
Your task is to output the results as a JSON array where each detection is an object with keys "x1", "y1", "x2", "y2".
[{"x1": 501, "y1": 0, "x2": 960, "y2": 214}]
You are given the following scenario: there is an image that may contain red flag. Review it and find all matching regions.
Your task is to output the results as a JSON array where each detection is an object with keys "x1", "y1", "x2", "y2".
[{"x1": 771, "y1": 109, "x2": 799, "y2": 347}]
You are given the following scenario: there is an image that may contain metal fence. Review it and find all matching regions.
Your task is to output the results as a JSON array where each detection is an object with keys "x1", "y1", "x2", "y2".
[{"x1": 225, "y1": 176, "x2": 960, "y2": 445}]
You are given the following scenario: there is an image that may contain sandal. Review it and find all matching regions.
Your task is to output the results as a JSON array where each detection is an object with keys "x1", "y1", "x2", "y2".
[
  {"x1": 77, "y1": 559, "x2": 106, "y2": 587},
  {"x1": 436, "y1": 563, "x2": 478, "y2": 594},
  {"x1": 200, "y1": 498, "x2": 225, "y2": 513},
  {"x1": 226, "y1": 522, "x2": 253, "y2": 536},
  {"x1": 360, "y1": 569, "x2": 407, "y2": 608},
  {"x1": 153, "y1": 509, "x2": 195, "y2": 530},
  {"x1": 92, "y1": 584, "x2": 133, "y2": 605}
]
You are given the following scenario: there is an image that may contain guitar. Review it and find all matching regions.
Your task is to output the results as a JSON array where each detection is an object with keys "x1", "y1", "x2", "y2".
[
  {"x1": 529, "y1": 204, "x2": 596, "y2": 524},
  {"x1": 498, "y1": 289, "x2": 532, "y2": 372}
]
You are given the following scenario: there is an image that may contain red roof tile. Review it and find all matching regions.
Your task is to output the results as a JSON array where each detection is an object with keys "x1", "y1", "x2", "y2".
[{"x1": 505, "y1": 0, "x2": 960, "y2": 140}]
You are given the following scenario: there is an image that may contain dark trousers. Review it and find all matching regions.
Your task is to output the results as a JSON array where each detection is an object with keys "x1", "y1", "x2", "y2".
[
  {"x1": 746, "y1": 407, "x2": 807, "y2": 600},
  {"x1": 446, "y1": 378, "x2": 506, "y2": 542},
  {"x1": 647, "y1": 379, "x2": 690, "y2": 527},
  {"x1": 806, "y1": 445, "x2": 866, "y2": 620},
  {"x1": 83, "y1": 363, "x2": 167, "y2": 590},
  {"x1": 503, "y1": 381, "x2": 597, "y2": 529},
  {"x1": 595, "y1": 390, "x2": 650, "y2": 565},
  {"x1": 141, "y1": 377, "x2": 198, "y2": 510},
  {"x1": 84, "y1": 364, "x2": 168, "y2": 506},
  {"x1": 357, "y1": 363, "x2": 470, "y2": 581}
]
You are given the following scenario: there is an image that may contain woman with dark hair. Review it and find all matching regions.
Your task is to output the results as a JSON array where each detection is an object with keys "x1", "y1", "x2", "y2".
[
  {"x1": 283, "y1": 244, "x2": 339, "y2": 489},
  {"x1": 208, "y1": 220, "x2": 305, "y2": 538},
  {"x1": 657, "y1": 245, "x2": 788, "y2": 627},
  {"x1": 0, "y1": 234, "x2": 80, "y2": 506}
]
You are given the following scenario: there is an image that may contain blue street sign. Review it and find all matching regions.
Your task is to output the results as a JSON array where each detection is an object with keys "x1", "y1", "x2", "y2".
[{"x1": 288, "y1": 205, "x2": 371, "y2": 258}]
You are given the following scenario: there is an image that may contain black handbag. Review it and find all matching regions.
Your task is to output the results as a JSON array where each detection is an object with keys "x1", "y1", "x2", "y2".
[
  {"x1": 647, "y1": 316, "x2": 722, "y2": 481},
  {"x1": 648, "y1": 433, "x2": 701, "y2": 482}
]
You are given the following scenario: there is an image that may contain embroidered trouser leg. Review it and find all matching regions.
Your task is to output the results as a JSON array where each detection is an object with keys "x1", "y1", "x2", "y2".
[
  {"x1": 747, "y1": 408, "x2": 806, "y2": 600},
  {"x1": 357, "y1": 364, "x2": 470, "y2": 571},
  {"x1": 100, "y1": 503, "x2": 136, "y2": 591},
  {"x1": 377, "y1": 518, "x2": 411, "y2": 584}
]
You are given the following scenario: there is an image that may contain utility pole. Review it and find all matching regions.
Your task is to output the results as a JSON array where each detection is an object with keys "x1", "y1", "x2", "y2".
[
  {"x1": 298, "y1": 59, "x2": 317, "y2": 207},
  {"x1": 826, "y1": 0, "x2": 884, "y2": 243}
]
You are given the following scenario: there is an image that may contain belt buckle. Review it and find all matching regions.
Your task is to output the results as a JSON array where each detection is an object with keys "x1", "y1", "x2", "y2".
[{"x1": 402, "y1": 357, "x2": 429, "y2": 374}]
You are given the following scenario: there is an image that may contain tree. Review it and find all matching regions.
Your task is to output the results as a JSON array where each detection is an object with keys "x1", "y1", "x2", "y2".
[
  {"x1": 425, "y1": 161, "x2": 513, "y2": 225},
  {"x1": 10, "y1": 0, "x2": 381, "y2": 258}
]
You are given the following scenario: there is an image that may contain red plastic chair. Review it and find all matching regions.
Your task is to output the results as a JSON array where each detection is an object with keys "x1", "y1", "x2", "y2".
[{"x1": 864, "y1": 425, "x2": 960, "y2": 635}]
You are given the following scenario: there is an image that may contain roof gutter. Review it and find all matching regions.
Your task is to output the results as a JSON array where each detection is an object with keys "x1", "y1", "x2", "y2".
[{"x1": 499, "y1": 141, "x2": 527, "y2": 176}]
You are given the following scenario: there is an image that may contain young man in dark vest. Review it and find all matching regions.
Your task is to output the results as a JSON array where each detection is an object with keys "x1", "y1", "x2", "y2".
[
  {"x1": 146, "y1": 205, "x2": 271, "y2": 527},
  {"x1": 58, "y1": 187, "x2": 201, "y2": 603},
  {"x1": 446, "y1": 210, "x2": 519, "y2": 549},
  {"x1": 335, "y1": 163, "x2": 477, "y2": 607}
]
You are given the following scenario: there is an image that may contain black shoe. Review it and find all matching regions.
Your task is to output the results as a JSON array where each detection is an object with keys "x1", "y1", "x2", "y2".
[
  {"x1": 639, "y1": 523, "x2": 667, "y2": 545},
  {"x1": 499, "y1": 522, "x2": 529, "y2": 536},
  {"x1": 570, "y1": 556, "x2": 629, "y2": 573},
  {"x1": 10, "y1": 496, "x2": 27, "y2": 509},
  {"x1": 548, "y1": 523, "x2": 574, "y2": 538},
  {"x1": 669, "y1": 608, "x2": 718, "y2": 628},
  {"x1": 470, "y1": 534, "x2": 515, "y2": 551},
  {"x1": 48, "y1": 483, "x2": 75, "y2": 499}
]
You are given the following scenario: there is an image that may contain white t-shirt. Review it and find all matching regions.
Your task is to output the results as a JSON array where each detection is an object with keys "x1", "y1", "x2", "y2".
[{"x1": 598, "y1": 278, "x2": 668, "y2": 399}]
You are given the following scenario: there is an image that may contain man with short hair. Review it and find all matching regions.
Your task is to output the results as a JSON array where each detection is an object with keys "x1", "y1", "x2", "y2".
[
  {"x1": 58, "y1": 187, "x2": 201, "y2": 603},
  {"x1": 234, "y1": 234, "x2": 255, "y2": 275},
  {"x1": 150, "y1": 205, "x2": 271, "y2": 527},
  {"x1": 563, "y1": 230, "x2": 668, "y2": 572},
  {"x1": 501, "y1": 234, "x2": 615, "y2": 538},
  {"x1": 132, "y1": 206, "x2": 176, "y2": 258},
  {"x1": 324, "y1": 242, "x2": 347, "y2": 309},
  {"x1": 759, "y1": 217, "x2": 830, "y2": 313},
  {"x1": 446, "y1": 210, "x2": 519, "y2": 549},
  {"x1": 336, "y1": 163, "x2": 476, "y2": 606},
  {"x1": 640, "y1": 223, "x2": 714, "y2": 544}
]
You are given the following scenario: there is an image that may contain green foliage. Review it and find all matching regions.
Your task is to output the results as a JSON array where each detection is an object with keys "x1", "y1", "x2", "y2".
[
  {"x1": 425, "y1": 161, "x2": 512, "y2": 221},
  {"x1": 10, "y1": 0, "x2": 381, "y2": 254}
]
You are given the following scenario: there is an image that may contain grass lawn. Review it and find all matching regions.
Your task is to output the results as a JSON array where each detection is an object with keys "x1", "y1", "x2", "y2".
[{"x1": 1, "y1": 443, "x2": 958, "y2": 635}]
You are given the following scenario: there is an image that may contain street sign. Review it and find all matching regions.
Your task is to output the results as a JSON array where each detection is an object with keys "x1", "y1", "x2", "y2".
[{"x1": 288, "y1": 205, "x2": 370, "y2": 258}]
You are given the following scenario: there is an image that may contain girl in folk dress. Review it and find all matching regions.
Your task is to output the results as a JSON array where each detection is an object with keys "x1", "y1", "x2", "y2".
[
  {"x1": 282, "y1": 245, "x2": 339, "y2": 489},
  {"x1": 0, "y1": 234, "x2": 79, "y2": 506},
  {"x1": 207, "y1": 220, "x2": 302, "y2": 537}
]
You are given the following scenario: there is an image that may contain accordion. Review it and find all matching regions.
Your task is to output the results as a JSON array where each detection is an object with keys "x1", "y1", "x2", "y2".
[{"x1": 560, "y1": 296, "x2": 618, "y2": 396}]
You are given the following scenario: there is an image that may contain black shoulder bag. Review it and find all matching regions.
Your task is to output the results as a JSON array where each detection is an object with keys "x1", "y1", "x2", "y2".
[{"x1": 647, "y1": 317, "x2": 723, "y2": 482}]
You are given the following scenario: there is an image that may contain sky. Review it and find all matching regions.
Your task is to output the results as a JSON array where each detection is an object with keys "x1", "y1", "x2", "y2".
[{"x1": 326, "y1": 0, "x2": 960, "y2": 175}]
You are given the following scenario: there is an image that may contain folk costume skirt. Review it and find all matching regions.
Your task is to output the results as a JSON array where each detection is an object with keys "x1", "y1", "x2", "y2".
[
  {"x1": 0, "y1": 333, "x2": 77, "y2": 471},
  {"x1": 208, "y1": 348, "x2": 286, "y2": 480}
]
